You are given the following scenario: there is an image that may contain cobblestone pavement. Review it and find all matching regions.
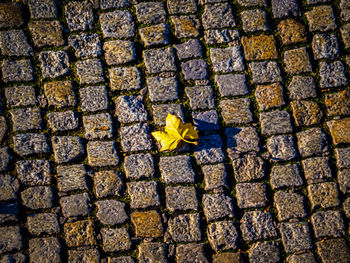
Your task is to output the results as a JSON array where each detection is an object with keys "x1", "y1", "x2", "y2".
[{"x1": 0, "y1": 0, "x2": 350, "y2": 262}]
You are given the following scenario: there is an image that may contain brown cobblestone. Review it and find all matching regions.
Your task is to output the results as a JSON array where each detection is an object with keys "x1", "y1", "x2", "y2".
[{"x1": 241, "y1": 34, "x2": 278, "y2": 60}]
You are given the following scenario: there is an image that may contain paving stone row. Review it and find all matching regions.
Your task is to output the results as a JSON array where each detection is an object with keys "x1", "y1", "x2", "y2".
[{"x1": 0, "y1": 0, "x2": 350, "y2": 262}]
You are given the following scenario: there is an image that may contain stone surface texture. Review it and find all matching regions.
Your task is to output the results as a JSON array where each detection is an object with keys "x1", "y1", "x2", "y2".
[{"x1": 0, "y1": 1, "x2": 349, "y2": 262}]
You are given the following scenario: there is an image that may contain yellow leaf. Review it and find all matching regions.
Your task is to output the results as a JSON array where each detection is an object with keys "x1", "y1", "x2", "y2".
[{"x1": 152, "y1": 114, "x2": 199, "y2": 151}]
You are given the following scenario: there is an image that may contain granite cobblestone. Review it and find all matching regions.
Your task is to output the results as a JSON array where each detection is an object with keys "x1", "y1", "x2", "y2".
[{"x1": 0, "y1": 0, "x2": 350, "y2": 261}]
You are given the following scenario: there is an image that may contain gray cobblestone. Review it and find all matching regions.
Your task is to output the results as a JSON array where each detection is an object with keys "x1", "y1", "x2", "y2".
[
  {"x1": 249, "y1": 61, "x2": 282, "y2": 84},
  {"x1": 127, "y1": 181, "x2": 160, "y2": 209},
  {"x1": 240, "y1": 211, "x2": 278, "y2": 241},
  {"x1": 280, "y1": 222, "x2": 312, "y2": 253},
  {"x1": 202, "y1": 3, "x2": 235, "y2": 29},
  {"x1": 0, "y1": 202, "x2": 18, "y2": 224},
  {"x1": 16, "y1": 160, "x2": 51, "y2": 186},
  {"x1": 160, "y1": 155, "x2": 195, "y2": 184},
  {"x1": 166, "y1": 186, "x2": 198, "y2": 212},
  {"x1": 138, "y1": 242, "x2": 167, "y2": 263},
  {"x1": 135, "y1": 2, "x2": 167, "y2": 24},
  {"x1": 215, "y1": 74, "x2": 248, "y2": 97},
  {"x1": 207, "y1": 221, "x2": 238, "y2": 251},
  {"x1": 267, "y1": 135, "x2": 297, "y2": 161},
  {"x1": 120, "y1": 123, "x2": 153, "y2": 152},
  {"x1": 27, "y1": 213, "x2": 60, "y2": 236},
  {"x1": 96, "y1": 200, "x2": 128, "y2": 225},
  {"x1": 311, "y1": 210, "x2": 345, "y2": 238},
  {"x1": 83, "y1": 113, "x2": 113, "y2": 139},
  {"x1": 10, "y1": 108, "x2": 42, "y2": 132},
  {"x1": 204, "y1": 29, "x2": 239, "y2": 44},
  {"x1": 260, "y1": 110, "x2": 293, "y2": 135},
  {"x1": 236, "y1": 183, "x2": 267, "y2": 208},
  {"x1": 87, "y1": 141, "x2": 119, "y2": 167},
  {"x1": 5, "y1": 86, "x2": 36, "y2": 108},
  {"x1": 100, "y1": 10, "x2": 134, "y2": 39},
  {"x1": 288, "y1": 76, "x2": 317, "y2": 100},
  {"x1": 274, "y1": 191, "x2": 307, "y2": 221},
  {"x1": 0, "y1": 30, "x2": 33, "y2": 56},
  {"x1": 13, "y1": 133, "x2": 49, "y2": 157},
  {"x1": 65, "y1": 1, "x2": 94, "y2": 31},
  {"x1": 302, "y1": 157, "x2": 332, "y2": 184},
  {"x1": 47, "y1": 111, "x2": 79, "y2": 132},
  {"x1": 114, "y1": 95, "x2": 148, "y2": 124},
  {"x1": 68, "y1": 33, "x2": 101, "y2": 58},
  {"x1": 21, "y1": 186, "x2": 54, "y2": 210},
  {"x1": 28, "y1": 0, "x2": 57, "y2": 19},
  {"x1": 210, "y1": 46, "x2": 244, "y2": 73},
  {"x1": 60, "y1": 192, "x2": 91, "y2": 217},
  {"x1": 203, "y1": 193, "x2": 234, "y2": 221},
  {"x1": 249, "y1": 241, "x2": 280, "y2": 263},
  {"x1": 174, "y1": 39, "x2": 202, "y2": 60},
  {"x1": 0, "y1": 174, "x2": 19, "y2": 201},
  {"x1": 80, "y1": 86, "x2": 108, "y2": 112},
  {"x1": 101, "y1": 228, "x2": 131, "y2": 252},
  {"x1": 144, "y1": 48, "x2": 176, "y2": 74},
  {"x1": 94, "y1": 170, "x2": 124, "y2": 198},
  {"x1": 152, "y1": 104, "x2": 184, "y2": 126},
  {"x1": 52, "y1": 136, "x2": 84, "y2": 164},
  {"x1": 316, "y1": 238, "x2": 350, "y2": 263},
  {"x1": 270, "y1": 164, "x2": 303, "y2": 189},
  {"x1": 194, "y1": 134, "x2": 225, "y2": 164},
  {"x1": 176, "y1": 243, "x2": 208, "y2": 263},
  {"x1": 166, "y1": 214, "x2": 201, "y2": 242},
  {"x1": 57, "y1": 164, "x2": 88, "y2": 192},
  {"x1": 76, "y1": 59, "x2": 104, "y2": 84},
  {"x1": 2, "y1": 60, "x2": 33, "y2": 82},
  {"x1": 29, "y1": 237, "x2": 60, "y2": 263},
  {"x1": 39, "y1": 51, "x2": 69, "y2": 79}
]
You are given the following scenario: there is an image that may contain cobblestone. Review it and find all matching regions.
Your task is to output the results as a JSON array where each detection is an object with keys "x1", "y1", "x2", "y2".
[
  {"x1": 311, "y1": 210, "x2": 345, "y2": 238},
  {"x1": 249, "y1": 241, "x2": 280, "y2": 263},
  {"x1": 127, "y1": 181, "x2": 160, "y2": 209},
  {"x1": 202, "y1": 3, "x2": 235, "y2": 29},
  {"x1": 166, "y1": 213, "x2": 201, "y2": 242},
  {"x1": 207, "y1": 221, "x2": 238, "y2": 251},
  {"x1": 99, "y1": 10, "x2": 134, "y2": 39},
  {"x1": 52, "y1": 136, "x2": 84, "y2": 164},
  {"x1": 166, "y1": 186, "x2": 198, "y2": 212},
  {"x1": 27, "y1": 213, "x2": 60, "y2": 236},
  {"x1": 16, "y1": 160, "x2": 51, "y2": 186},
  {"x1": 0, "y1": 1, "x2": 349, "y2": 261},
  {"x1": 47, "y1": 111, "x2": 79, "y2": 132},
  {"x1": 138, "y1": 242, "x2": 167, "y2": 263},
  {"x1": 69, "y1": 33, "x2": 101, "y2": 59},
  {"x1": 94, "y1": 170, "x2": 124, "y2": 198},
  {"x1": 274, "y1": 191, "x2": 307, "y2": 221},
  {"x1": 21, "y1": 186, "x2": 54, "y2": 210},
  {"x1": 316, "y1": 238, "x2": 350, "y2": 263},
  {"x1": 28, "y1": 237, "x2": 61, "y2": 263},
  {"x1": 29, "y1": 20, "x2": 64, "y2": 48},
  {"x1": 2, "y1": 59, "x2": 33, "y2": 82},
  {"x1": 131, "y1": 210, "x2": 163, "y2": 238},
  {"x1": 0, "y1": 30, "x2": 33, "y2": 56},
  {"x1": 5, "y1": 86, "x2": 36, "y2": 108},
  {"x1": 39, "y1": 51, "x2": 70, "y2": 79},
  {"x1": 172, "y1": 15, "x2": 201, "y2": 38},
  {"x1": 101, "y1": 228, "x2": 131, "y2": 252},
  {"x1": 240, "y1": 211, "x2": 277, "y2": 241},
  {"x1": 60, "y1": 192, "x2": 91, "y2": 217},
  {"x1": 87, "y1": 141, "x2": 118, "y2": 167},
  {"x1": 76, "y1": 59, "x2": 104, "y2": 84},
  {"x1": 57, "y1": 164, "x2": 88, "y2": 192},
  {"x1": 96, "y1": 200, "x2": 128, "y2": 225},
  {"x1": 203, "y1": 193, "x2": 234, "y2": 221},
  {"x1": 287, "y1": 76, "x2": 317, "y2": 100}
]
